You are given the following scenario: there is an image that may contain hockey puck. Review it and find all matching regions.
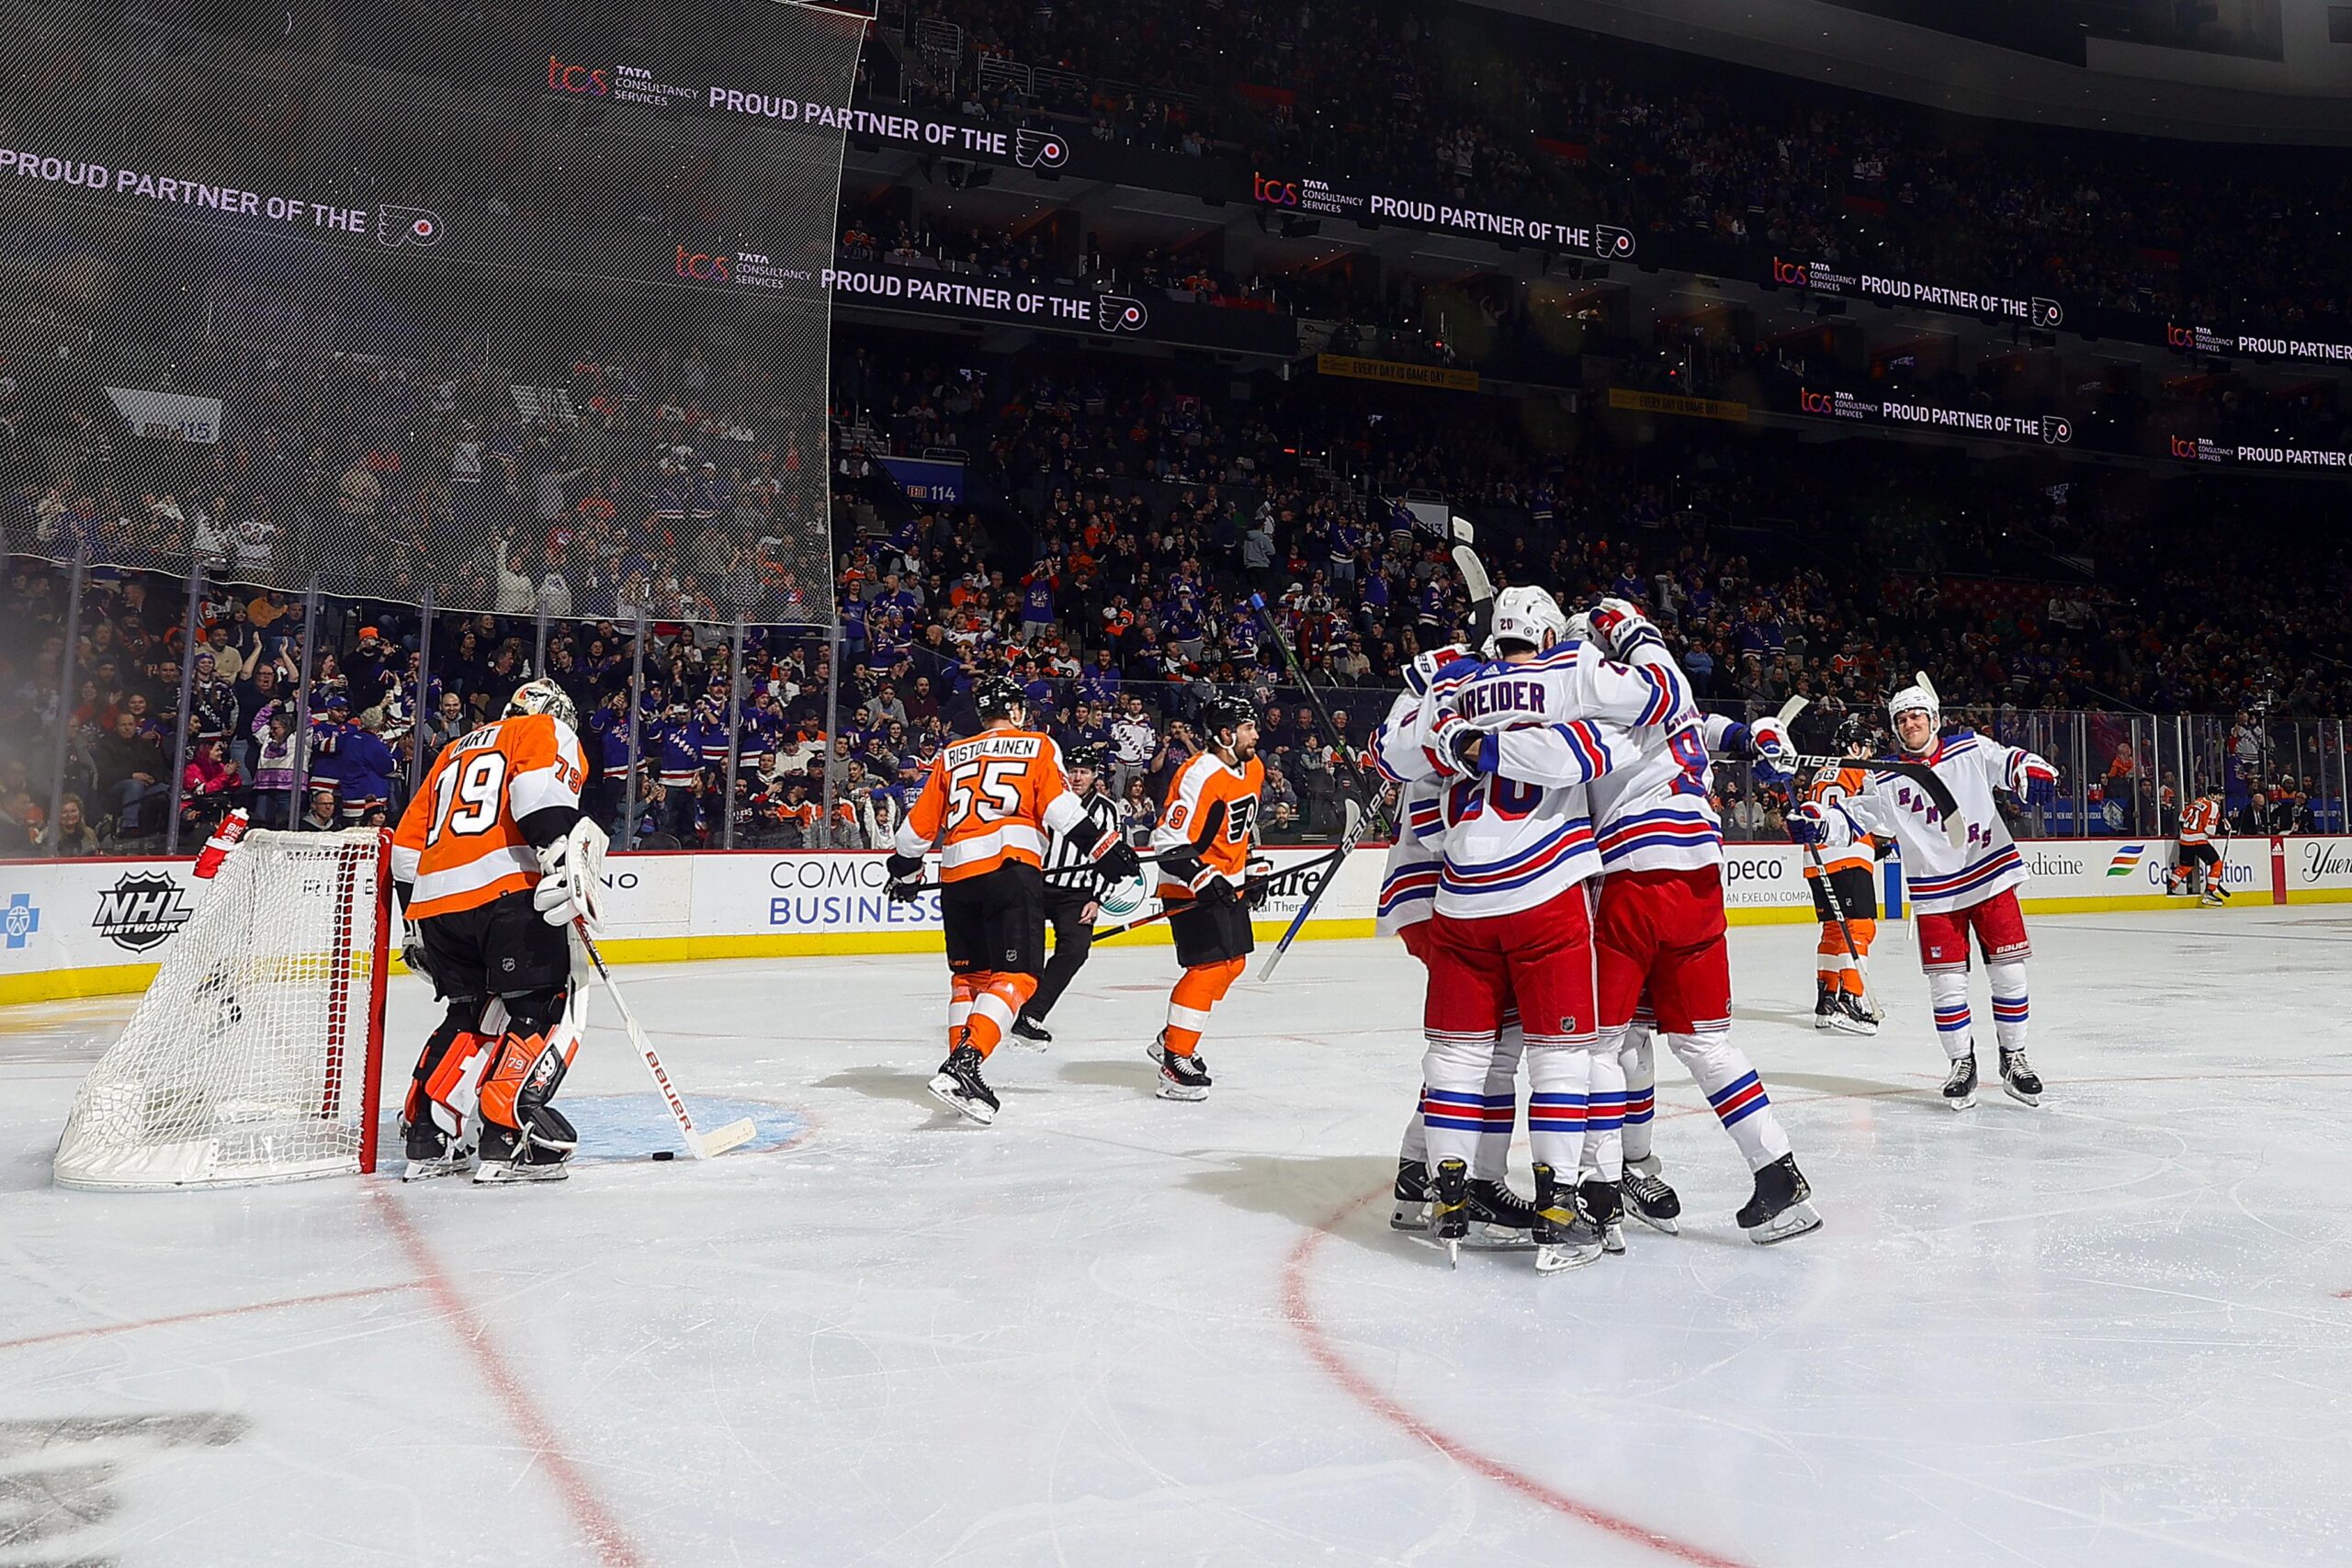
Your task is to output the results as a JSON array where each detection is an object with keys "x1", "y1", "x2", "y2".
[{"x1": 650, "y1": 1150, "x2": 675, "y2": 1161}]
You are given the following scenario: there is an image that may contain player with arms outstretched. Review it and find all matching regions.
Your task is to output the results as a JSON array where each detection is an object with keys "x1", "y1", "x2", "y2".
[
  {"x1": 1804, "y1": 716, "x2": 1887, "y2": 1036},
  {"x1": 1792, "y1": 673, "x2": 2057, "y2": 1110},
  {"x1": 392, "y1": 679, "x2": 606, "y2": 1184},
  {"x1": 888, "y1": 676, "x2": 1139, "y2": 1123},
  {"x1": 1577, "y1": 599, "x2": 1821, "y2": 1248},
  {"x1": 1147, "y1": 694, "x2": 1265, "y2": 1102}
]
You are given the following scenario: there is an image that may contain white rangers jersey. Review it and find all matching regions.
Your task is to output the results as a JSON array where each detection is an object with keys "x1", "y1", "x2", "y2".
[
  {"x1": 1375, "y1": 692, "x2": 1444, "y2": 934},
  {"x1": 1574, "y1": 644, "x2": 1741, "y2": 874},
  {"x1": 1374, "y1": 645, "x2": 1667, "y2": 920},
  {"x1": 1822, "y1": 730, "x2": 2036, "y2": 915}
]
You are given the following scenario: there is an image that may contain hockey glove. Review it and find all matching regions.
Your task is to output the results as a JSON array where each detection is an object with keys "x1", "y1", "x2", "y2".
[
  {"x1": 400, "y1": 920, "x2": 434, "y2": 985},
  {"x1": 1404, "y1": 643, "x2": 1472, "y2": 696},
  {"x1": 1448, "y1": 723, "x2": 1495, "y2": 775},
  {"x1": 1242, "y1": 857, "x2": 1276, "y2": 911},
  {"x1": 532, "y1": 818, "x2": 610, "y2": 931},
  {"x1": 884, "y1": 852, "x2": 925, "y2": 905},
  {"x1": 1788, "y1": 801, "x2": 1855, "y2": 850},
  {"x1": 1747, "y1": 712, "x2": 1798, "y2": 768},
  {"x1": 1588, "y1": 597, "x2": 1667, "y2": 664},
  {"x1": 2010, "y1": 751, "x2": 2059, "y2": 807},
  {"x1": 1091, "y1": 835, "x2": 1143, "y2": 884}
]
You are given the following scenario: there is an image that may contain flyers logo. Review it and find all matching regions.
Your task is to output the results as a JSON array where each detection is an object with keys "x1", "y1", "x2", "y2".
[
  {"x1": 377, "y1": 206, "x2": 441, "y2": 248},
  {"x1": 2030, "y1": 296, "x2": 2063, "y2": 328},
  {"x1": 1095, "y1": 295, "x2": 1148, "y2": 333},
  {"x1": 1593, "y1": 225, "x2": 1634, "y2": 260},
  {"x1": 1014, "y1": 129, "x2": 1069, "y2": 169},
  {"x1": 2040, "y1": 415, "x2": 2072, "y2": 446}
]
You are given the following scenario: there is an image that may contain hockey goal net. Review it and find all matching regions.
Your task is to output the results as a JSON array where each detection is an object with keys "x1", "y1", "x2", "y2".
[{"x1": 53, "y1": 829, "x2": 393, "y2": 1190}]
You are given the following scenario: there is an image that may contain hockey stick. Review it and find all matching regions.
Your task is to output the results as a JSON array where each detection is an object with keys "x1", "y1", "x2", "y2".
[
  {"x1": 904, "y1": 846, "x2": 1174, "y2": 896},
  {"x1": 571, "y1": 923, "x2": 756, "y2": 1158},
  {"x1": 1447, "y1": 514, "x2": 1497, "y2": 650},
  {"x1": 1089, "y1": 837, "x2": 1360, "y2": 942},
  {"x1": 1781, "y1": 697, "x2": 1883, "y2": 1023},
  {"x1": 1253, "y1": 793, "x2": 1385, "y2": 979}
]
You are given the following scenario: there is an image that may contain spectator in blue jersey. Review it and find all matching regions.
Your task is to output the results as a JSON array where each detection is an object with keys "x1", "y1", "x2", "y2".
[
  {"x1": 1019, "y1": 567, "x2": 1057, "y2": 645},
  {"x1": 334, "y1": 708, "x2": 401, "y2": 823}
]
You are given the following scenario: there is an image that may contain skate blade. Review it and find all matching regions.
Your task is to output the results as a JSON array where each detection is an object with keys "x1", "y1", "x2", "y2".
[
  {"x1": 1629, "y1": 1207, "x2": 1679, "y2": 1235},
  {"x1": 927, "y1": 1078, "x2": 998, "y2": 1124},
  {"x1": 1534, "y1": 1240, "x2": 1603, "y2": 1273},
  {"x1": 471, "y1": 1163, "x2": 569, "y2": 1185},
  {"x1": 1827, "y1": 1015, "x2": 1879, "y2": 1037},
  {"x1": 1462, "y1": 1225, "x2": 1537, "y2": 1252},
  {"x1": 1004, "y1": 1038, "x2": 1049, "y2": 1053},
  {"x1": 1154, "y1": 1079, "x2": 1209, "y2": 1102},
  {"x1": 1944, "y1": 1090, "x2": 1976, "y2": 1111},
  {"x1": 2002, "y1": 1083, "x2": 2042, "y2": 1109},
  {"x1": 1746, "y1": 1201, "x2": 1822, "y2": 1245},
  {"x1": 1600, "y1": 1222, "x2": 1626, "y2": 1256},
  {"x1": 401, "y1": 1156, "x2": 472, "y2": 1183},
  {"x1": 1389, "y1": 1204, "x2": 1430, "y2": 1234},
  {"x1": 1813, "y1": 1015, "x2": 1837, "y2": 1031}
]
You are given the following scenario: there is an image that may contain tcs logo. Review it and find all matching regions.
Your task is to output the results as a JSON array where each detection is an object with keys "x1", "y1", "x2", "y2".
[
  {"x1": 548, "y1": 57, "x2": 610, "y2": 96},
  {"x1": 1771, "y1": 256, "x2": 1809, "y2": 287},
  {"x1": 1798, "y1": 387, "x2": 1834, "y2": 414},
  {"x1": 2167, "y1": 323, "x2": 2195, "y2": 348},
  {"x1": 675, "y1": 245, "x2": 731, "y2": 282},
  {"x1": 2170, "y1": 435, "x2": 2199, "y2": 458},
  {"x1": 1252, "y1": 172, "x2": 1301, "y2": 207}
]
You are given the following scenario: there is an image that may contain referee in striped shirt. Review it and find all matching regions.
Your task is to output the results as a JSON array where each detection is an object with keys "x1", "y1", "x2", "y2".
[{"x1": 1012, "y1": 743, "x2": 1127, "y2": 1046}]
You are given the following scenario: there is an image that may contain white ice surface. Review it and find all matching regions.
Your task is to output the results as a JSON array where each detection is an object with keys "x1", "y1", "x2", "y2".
[{"x1": 3, "y1": 908, "x2": 2350, "y2": 1568}]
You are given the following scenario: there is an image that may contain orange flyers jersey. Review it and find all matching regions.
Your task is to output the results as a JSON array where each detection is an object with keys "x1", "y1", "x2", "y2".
[
  {"x1": 1804, "y1": 766, "x2": 1878, "y2": 877},
  {"x1": 1153, "y1": 750, "x2": 1265, "y2": 892},
  {"x1": 894, "y1": 727, "x2": 1087, "y2": 882},
  {"x1": 2179, "y1": 796, "x2": 2222, "y2": 844},
  {"x1": 392, "y1": 713, "x2": 586, "y2": 920}
]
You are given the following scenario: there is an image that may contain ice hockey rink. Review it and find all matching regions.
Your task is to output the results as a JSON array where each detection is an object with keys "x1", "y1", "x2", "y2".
[{"x1": 3, "y1": 909, "x2": 2347, "y2": 1568}]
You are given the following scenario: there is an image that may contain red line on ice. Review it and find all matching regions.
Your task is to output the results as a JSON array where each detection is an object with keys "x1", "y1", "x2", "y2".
[
  {"x1": 370, "y1": 1187, "x2": 648, "y2": 1568},
  {"x1": 0, "y1": 1282, "x2": 413, "y2": 1351},
  {"x1": 1280, "y1": 1190, "x2": 1755, "y2": 1568}
]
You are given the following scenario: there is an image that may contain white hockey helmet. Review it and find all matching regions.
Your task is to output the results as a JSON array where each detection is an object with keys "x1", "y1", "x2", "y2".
[
  {"x1": 1564, "y1": 606, "x2": 1594, "y2": 644},
  {"x1": 1484, "y1": 585, "x2": 1569, "y2": 659},
  {"x1": 505, "y1": 677, "x2": 579, "y2": 730},
  {"x1": 1886, "y1": 670, "x2": 1939, "y2": 737}
]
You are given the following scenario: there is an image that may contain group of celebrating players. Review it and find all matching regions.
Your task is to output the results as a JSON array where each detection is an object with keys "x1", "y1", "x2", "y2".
[{"x1": 369, "y1": 579, "x2": 2070, "y2": 1261}]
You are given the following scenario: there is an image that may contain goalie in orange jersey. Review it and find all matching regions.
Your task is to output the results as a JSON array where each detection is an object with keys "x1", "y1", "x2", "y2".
[
  {"x1": 390, "y1": 679, "x2": 606, "y2": 1184},
  {"x1": 1803, "y1": 717, "x2": 1885, "y2": 1037},
  {"x1": 887, "y1": 675, "x2": 1140, "y2": 1124},
  {"x1": 1146, "y1": 694, "x2": 1266, "y2": 1101}
]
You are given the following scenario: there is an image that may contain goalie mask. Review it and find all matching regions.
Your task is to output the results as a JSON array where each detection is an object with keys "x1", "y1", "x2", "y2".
[
  {"x1": 1484, "y1": 585, "x2": 1569, "y2": 659},
  {"x1": 505, "y1": 678, "x2": 578, "y2": 731}
]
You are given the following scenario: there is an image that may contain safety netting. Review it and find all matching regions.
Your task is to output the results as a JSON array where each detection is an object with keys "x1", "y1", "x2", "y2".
[{"x1": 0, "y1": 0, "x2": 866, "y2": 625}]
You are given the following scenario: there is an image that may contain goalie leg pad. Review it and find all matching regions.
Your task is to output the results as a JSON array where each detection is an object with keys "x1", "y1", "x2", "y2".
[
  {"x1": 478, "y1": 985, "x2": 578, "y2": 1158},
  {"x1": 406, "y1": 997, "x2": 493, "y2": 1141}
]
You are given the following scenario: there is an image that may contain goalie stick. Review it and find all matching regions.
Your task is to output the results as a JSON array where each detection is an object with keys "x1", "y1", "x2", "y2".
[
  {"x1": 1778, "y1": 696, "x2": 1883, "y2": 1023},
  {"x1": 572, "y1": 923, "x2": 756, "y2": 1159},
  {"x1": 1447, "y1": 514, "x2": 1498, "y2": 649}
]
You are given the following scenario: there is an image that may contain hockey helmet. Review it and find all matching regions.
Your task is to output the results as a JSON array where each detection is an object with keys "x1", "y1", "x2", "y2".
[
  {"x1": 1835, "y1": 715, "x2": 1879, "y2": 758},
  {"x1": 505, "y1": 677, "x2": 578, "y2": 730},
  {"x1": 973, "y1": 673, "x2": 1027, "y2": 722},
  {"x1": 1484, "y1": 585, "x2": 1569, "y2": 659},
  {"x1": 1886, "y1": 671, "x2": 1940, "y2": 745},
  {"x1": 1201, "y1": 693, "x2": 1258, "y2": 738},
  {"x1": 1064, "y1": 740, "x2": 1107, "y2": 773}
]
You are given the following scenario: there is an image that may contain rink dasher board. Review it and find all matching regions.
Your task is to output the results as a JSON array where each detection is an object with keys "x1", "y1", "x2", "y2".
[{"x1": 3, "y1": 838, "x2": 2345, "y2": 1004}]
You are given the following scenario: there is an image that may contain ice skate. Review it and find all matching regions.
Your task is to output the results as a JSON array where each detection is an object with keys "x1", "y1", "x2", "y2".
[
  {"x1": 1427, "y1": 1156, "x2": 1470, "y2": 1268},
  {"x1": 1941, "y1": 1051, "x2": 1978, "y2": 1111},
  {"x1": 1827, "y1": 990, "x2": 1879, "y2": 1036},
  {"x1": 1464, "y1": 1178, "x2": 1541, "y2": 1250},
  {"x1": 1148, "y1": 1035, "x2": 1211, "y2": 1101},
  {"x1": 2200, "y1": 886, "x2": 2229, "y2": 906},
  {"x1": 1579, "y1": 1178, "x2": 1627, "y2": 1255},
  {"x1": 1814, "y1": 977, "x2": 1838, "y2": 1030},
  {"x1": 1999, "y1": 1046, "x2": 2043, "y2": 1108},
  {"x1": 1390, "y1": 1157, "x2": 1430, "y2": 1232},
  {"x1": 928, "y1": 1043, "x2": 1001, "y2": 1124},
  {"x1": 1736, "y1": 1154, "x2": 1821, "y2": 1244},
  {"x1": 1622, "y1": 1156, "x2": 1681, "y2": 1235},
  {"x1": 1008, "y1": 1017, "x2": 1052, "y2": 1050},
  {"x1": 1532, "y1": 1163, "x2": 1603, "y2": 1273},
  {"x1": 400, "y1": 1121, "x2": 472, "y2": 1182}
]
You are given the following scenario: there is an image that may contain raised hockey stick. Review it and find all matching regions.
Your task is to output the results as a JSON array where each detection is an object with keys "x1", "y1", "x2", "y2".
[
  {"x1": 1447, "y1": 514, "x2": 1497, "y2": 649},
  {"x1": 1780, "y1": 697, "x2": 1883, "y2": 1023},
  {"x1": 572, "y1": 922, "x2": 756, "y2": 1158},
  {"x1": 1253, "y1": 794, "x2": 1385, "y2": 979}
]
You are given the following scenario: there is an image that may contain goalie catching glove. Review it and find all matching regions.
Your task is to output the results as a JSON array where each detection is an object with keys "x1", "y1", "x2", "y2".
[{"x1": 531, "y1": 818, "x2": 610, "y2": 931}]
